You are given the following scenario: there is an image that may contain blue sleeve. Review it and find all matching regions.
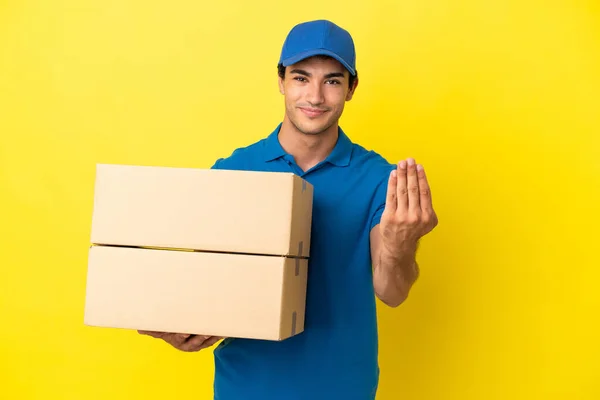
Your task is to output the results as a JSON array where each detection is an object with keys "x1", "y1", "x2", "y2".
[
  {"x1": 211, "y1": 158, "x2": 224, "y2": 169},
  {"x1": 370, "y1": 203, "x2": 386, "y2": 231}
]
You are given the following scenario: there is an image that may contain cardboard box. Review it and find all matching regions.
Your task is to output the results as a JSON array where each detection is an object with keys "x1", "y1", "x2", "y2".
[
  {"x1": 84, "y1": 245, "x2": 308, "y2": 340},
  {"x1": 90, "y1": 164, "x2": 313, "y2": 257},
  {"x1": 84, "y1": 164, "x2": 314, "y2": 341}
]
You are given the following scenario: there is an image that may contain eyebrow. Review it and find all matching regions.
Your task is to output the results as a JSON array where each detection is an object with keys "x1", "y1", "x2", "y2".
[{"x1": 289, "y1": 69, "x2": 346, "y2": 79}]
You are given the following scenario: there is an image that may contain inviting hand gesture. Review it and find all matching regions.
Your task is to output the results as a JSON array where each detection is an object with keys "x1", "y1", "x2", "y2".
[
  {"x1": 380, "y1": 158, "x2": 438, "y2": 255},
  {"x1": 371, "y1": 158, "x2": 438, "y2": 307}
]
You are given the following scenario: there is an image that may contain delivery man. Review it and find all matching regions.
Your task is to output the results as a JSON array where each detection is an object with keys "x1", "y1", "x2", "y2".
[{"x1": 139, "y1": 19, "x2": 438, "y2": 400}]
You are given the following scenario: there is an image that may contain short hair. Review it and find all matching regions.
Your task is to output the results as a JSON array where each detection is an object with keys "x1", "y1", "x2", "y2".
[{"x1": 277, "y1": 57, "x2": 358, "y2": 89}]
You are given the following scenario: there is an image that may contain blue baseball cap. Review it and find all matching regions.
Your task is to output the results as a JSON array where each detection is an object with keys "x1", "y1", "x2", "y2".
[{"x1": 278, "y1": 20, "x2": 357, "y2": 76}]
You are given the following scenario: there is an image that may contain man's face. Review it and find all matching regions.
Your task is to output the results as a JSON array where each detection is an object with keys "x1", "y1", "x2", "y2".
[{"x1": 278, "y1": 56, "x2": 357, "y2": 136}]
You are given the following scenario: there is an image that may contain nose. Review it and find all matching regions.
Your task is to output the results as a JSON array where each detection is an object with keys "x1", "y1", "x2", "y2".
[{"x1": 306, "y1": 81, "x2": 325, "y2": 106}]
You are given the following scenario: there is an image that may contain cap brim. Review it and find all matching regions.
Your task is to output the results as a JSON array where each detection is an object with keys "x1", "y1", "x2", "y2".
[{"x1": 280, "y1": 49, "x2": 356, "y2": 76}]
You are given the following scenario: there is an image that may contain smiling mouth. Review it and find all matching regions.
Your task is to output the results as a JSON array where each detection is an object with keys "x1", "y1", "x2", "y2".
[{"x1": 298, "y1": 107, "x2": 328, "y2": 118}]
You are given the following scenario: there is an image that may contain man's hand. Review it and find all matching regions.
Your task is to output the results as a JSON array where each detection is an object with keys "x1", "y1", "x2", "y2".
[
  {"x1": 138, "y1": 330, "x2": 223, "y2": 352},
  {"x1": 371, "y1": 158, "x2": 438, "y2": 307},
  {"x1": 380, "y1": 158, "x2": 438, "y2": 255}
]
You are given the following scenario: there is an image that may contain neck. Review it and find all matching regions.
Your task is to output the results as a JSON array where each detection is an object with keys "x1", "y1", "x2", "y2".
[{"x1": 278, "y1": 117, "x2": 339, "y2": 172}]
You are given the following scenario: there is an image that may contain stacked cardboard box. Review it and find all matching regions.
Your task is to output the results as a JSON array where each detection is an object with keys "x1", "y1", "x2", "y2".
[{"x1": 83, "y1": 164, "x2": 313, "y2": 341}]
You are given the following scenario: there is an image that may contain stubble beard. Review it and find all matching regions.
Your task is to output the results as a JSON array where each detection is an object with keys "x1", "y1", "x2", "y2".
[{"x1": 286, "y1": 107, "x2": 338, "y2": 137}]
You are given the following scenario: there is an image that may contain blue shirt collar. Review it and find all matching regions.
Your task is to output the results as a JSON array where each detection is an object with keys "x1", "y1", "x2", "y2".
[{"x1": 263, "y1": 123, "x2": 353, "y2": 167}]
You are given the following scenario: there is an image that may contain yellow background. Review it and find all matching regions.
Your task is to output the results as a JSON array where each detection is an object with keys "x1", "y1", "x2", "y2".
[{"x1": 1, "y1": 0, "x2": 599, "y2": 399}]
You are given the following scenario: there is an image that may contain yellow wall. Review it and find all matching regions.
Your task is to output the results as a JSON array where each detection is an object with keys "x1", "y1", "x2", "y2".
[{"x1": 1, "y1": 0, "x2": 599, "y2": 399}]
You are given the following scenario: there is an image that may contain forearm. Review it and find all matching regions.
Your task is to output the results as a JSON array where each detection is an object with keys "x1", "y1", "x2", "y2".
[
  {"x1": 370, "y1": 157, "x2": 437, "y2": 307},
  {"x1": 373, "y1": 244, "x2": 419, "y2": 307}
]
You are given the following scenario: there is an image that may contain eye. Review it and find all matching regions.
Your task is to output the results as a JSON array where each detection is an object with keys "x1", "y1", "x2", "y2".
[
  {"x1": 293, "y1": 76, "x2": 307, "y2": 82},
  {"x1": 326, "y1": 80, "x2": 341, "y2": 85}
]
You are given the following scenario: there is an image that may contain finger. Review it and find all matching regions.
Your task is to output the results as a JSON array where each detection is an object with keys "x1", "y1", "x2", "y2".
[
  {"x1": 384, "y1": 169, "x2": 398, "y2": 212},
  {"x1": 138, "y1": 330, "x2": 164, "y2": 339},
  {"x1": 406, "y1": 158, "x2": 420, "y2": 216},
  {"x1": 180, "y1": 335, "x2": 210, "y2": 352},
  {"x1": 173, "y1": 333, "x2": 192, "y2": 348},
  {"x1": 161, "y1": 332, "x2": 190, "y2": 348},
  {"x1": 417, "y1": 164, "x2": 433, "y2": 213},
  {"x1": 396, "y1": 160, "x2": 408, "y2": 213},
  {"x1": 198, "y1": 336, "x2": 222, "y2": 350}
]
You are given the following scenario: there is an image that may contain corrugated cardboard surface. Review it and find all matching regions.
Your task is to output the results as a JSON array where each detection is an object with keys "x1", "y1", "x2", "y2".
[
  {"x1": 90, "y1": 164, "x2": 313, "y2": 257},
  {"x1": 85, "y1": 164, "x2": 313, "y2": 341},
  {"x1": 84, "y1": 245, "x2": 308, "y2": 341}
]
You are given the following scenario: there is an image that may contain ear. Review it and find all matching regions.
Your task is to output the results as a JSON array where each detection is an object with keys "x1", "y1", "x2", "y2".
[
  {"x1": 345, "y1": 77, "x2": 359, "y2": 101},
  {"x1": 278, "y1": 76, "x2": 285, "y2": 95}
]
